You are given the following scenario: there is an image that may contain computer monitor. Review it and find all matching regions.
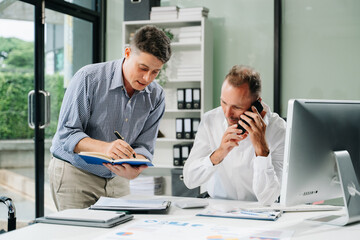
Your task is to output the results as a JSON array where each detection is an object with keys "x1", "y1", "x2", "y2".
[{"x1": 280, "y1": 99, "x2": 360, "y2": 206}]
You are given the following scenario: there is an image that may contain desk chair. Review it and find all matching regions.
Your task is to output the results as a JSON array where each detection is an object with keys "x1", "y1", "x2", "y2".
[{"x1": 0, "y1": 196, "x2": 16, "y2": 233}]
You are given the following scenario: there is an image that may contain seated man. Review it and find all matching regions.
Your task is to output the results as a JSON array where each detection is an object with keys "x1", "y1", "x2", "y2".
[{"x1": 183, "y1": 65, "x2": 286, "y2": 205}]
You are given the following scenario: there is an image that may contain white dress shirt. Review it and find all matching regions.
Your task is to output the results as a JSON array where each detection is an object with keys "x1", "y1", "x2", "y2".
[{"x1": 183, "y1": 103, "x2": 286, "y2": 205}]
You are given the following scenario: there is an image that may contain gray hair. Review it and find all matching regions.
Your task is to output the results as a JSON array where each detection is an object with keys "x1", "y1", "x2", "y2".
[{"x1": 224, "y1": 65, "x2": 262, "y2": 99}]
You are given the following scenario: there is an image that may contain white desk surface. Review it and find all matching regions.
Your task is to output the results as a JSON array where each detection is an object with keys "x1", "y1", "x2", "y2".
[{"x1": 1, "y1": 195, "x2": 360, "y2": 240}]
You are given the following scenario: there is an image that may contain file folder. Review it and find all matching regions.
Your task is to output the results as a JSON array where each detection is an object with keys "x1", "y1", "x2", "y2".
[
  {"x1": 184, "y1": 118, "x2": 192, "y2": 139},
  {"x1": 173, "y1": 144, "x2": 182, "y2": 166},
  {"x1": 192, "y1": 118, "x2": 200, "y2": 138},
  {"x1": 176, "y1": 118, "x2": 184, "y2": 139},
  {"x1": 185, "y1": 88, "x2": 193, "y2": 109},
  {"x1": 36, "y1": 209, "x2": 134, "y2": 228},
  {"x1": 181, "y1": 143, "x2": 193, "y2": 165},
  {"x1": 177, "y1": 88, "x2": 185, "y2": 109},
  {"x1": 90, "y1": 197, "x2": 171, "y2": 214},
  {"x1": 192, "y1": 88, "x2": 201, "y2": 109},
  {"x1": 181, "y1": 145, "x2": 189, "y2": 165}
]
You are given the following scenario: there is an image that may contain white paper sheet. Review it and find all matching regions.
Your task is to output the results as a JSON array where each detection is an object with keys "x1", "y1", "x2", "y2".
[{"x1": 94, "y1": 218, "x2": 294, "y2": 240}]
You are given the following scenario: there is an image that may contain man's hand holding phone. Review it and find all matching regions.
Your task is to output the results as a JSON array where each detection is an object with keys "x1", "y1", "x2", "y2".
[{"x1": 237, "y1": 104, "x2": 270, "y2": 157}]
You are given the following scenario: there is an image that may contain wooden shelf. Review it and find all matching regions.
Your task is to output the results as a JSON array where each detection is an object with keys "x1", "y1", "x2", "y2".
[
  {"x1": 165, "y1": 109, "x2": 201, "y2": 113},
  {"x1": 156, "y1": 138, "x2": 194, "y2": 143}
]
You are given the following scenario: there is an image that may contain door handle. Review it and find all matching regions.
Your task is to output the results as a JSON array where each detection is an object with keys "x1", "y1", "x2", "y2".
[{"x1": 28, "y1": 90, "x2": 51, "y2": 129}]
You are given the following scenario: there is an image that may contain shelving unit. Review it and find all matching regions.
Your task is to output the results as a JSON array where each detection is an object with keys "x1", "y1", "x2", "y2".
[{"x1": 123, "y1": 18, "x2": 212, "y2": 195}]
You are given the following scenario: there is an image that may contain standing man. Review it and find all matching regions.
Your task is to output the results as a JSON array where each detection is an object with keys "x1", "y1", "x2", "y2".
[
  {"x1": 49, "y1": 25, "x2": 171, "y2": 210},
  {"x1": 183, "y1": 65, "x2": 286, "y2": 205}
]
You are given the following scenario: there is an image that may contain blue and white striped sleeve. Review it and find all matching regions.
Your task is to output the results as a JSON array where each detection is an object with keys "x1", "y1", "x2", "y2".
[{"x1": 56, "y1": 70, "x2": 92, "y2": 153}]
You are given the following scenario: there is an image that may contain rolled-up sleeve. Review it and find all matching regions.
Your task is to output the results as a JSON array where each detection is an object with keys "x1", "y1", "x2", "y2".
[{"x1": 56, "y1": 70, "x2": 91, "y2": 153}]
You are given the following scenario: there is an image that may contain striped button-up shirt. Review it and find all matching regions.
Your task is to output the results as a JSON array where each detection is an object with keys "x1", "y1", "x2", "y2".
[{"x1": 50, "y1": 58, "x2": 165, "y2": 178}]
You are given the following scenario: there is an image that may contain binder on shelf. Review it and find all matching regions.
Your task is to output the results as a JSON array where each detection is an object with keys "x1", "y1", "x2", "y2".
[
  {"x1": 192, "y1": 118, "x2": 200, "y2": 138},
  {"x1": 177, "y1": 88, "x2": 185, "y2": 109},
  {"x1": 185, "y1": 88, "x2": 193, "y2": 109},
  {"x1": 192, "y1": 88, "x2": 201, "y2": 109},
  {"x1": 176, "y1": 118, "x2": 184, "y2": 139},
  {"x1": 173, "y1": 144, "x2": 182, "y2": 166},
  {"x1": 181, "y1": 143, "x2": 193, "y2": 166},
  {"x1": 184, "y1": 118, "x2": 192, "y2": 139}
]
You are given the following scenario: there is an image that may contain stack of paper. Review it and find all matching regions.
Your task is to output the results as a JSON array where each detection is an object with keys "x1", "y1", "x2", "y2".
[
  {"x1": 130, "y1": 175, "x2": 164, "y2": 195},
  {"x1": 178, "y1": 26, "x2": 202, "y2": 43},
  {"x1": 150, "y1": 6, "x2": 178, "y2": 20},
  {"x1": 176, "y1": 64, "x2": 202, "y2": 81},
  {"x1": 90, "y1": 197, "x2": 171, "y2": 213},
  {"x1": 178, "y1": 7, "x2": 209, "y2": 20}
]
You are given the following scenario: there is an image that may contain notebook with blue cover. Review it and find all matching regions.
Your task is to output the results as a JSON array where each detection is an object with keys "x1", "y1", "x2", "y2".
[{"x1": 78, "y1": 152, "x2": 154, "y2": 166}]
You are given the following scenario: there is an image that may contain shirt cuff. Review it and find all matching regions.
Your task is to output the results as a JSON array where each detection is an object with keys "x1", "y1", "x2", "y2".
[
  {"x1": 134, "y1": 146, "x2": 152, "y2": 161},
  {"x1": 205, "y1": 151, "x2": 220, "y2": 168},
  {"x1": 253, "y1": 153, "x2": 273, "y2": 171}
]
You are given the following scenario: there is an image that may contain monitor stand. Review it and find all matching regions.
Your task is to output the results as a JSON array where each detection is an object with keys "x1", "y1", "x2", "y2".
[{"x1": 307, "y1": 150, "x2": 360, "y2": 226}]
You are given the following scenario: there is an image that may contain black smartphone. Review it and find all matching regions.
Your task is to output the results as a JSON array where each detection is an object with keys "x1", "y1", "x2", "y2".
[{"x1": 237, "y1": 99, "x2": 264, "y2": 134}]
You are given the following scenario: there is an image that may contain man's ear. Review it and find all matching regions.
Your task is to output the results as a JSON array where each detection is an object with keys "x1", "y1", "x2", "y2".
[{"x1": 124, "y1": 47, "x2": 131, "y2": 59}]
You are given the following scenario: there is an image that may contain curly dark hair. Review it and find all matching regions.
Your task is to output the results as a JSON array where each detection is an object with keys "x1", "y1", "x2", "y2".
[
  {"x1": 130, "y1": 25, "x2": 172, "y2": 64},
  {"x1": 224, "y1": 65, "x2": 262, "y2": 99}
]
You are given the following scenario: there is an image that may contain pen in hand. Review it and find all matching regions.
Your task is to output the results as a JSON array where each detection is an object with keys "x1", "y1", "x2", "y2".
[{"x1": 114, "y1": 131, "x2": 136, "y2": 158}]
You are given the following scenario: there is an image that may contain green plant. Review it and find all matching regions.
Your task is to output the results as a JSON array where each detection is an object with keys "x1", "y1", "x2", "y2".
[
  {"x1": 45, "y1": 74, "x2": 65, "y2": 138},
  {"x1": 0, "y1": 71, "x2": 64, "y2": 139},
  {"x1": 156, "y1": 29, "x2": 174, "y2": 87},
  {"x1": 0, "y1": 37, "x2": 34, "y2": 69}
]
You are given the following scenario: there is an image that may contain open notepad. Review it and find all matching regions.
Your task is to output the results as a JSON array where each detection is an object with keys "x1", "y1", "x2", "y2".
[
  {"x1": 78, "y1": 152, "x2": 154, "y2": 166},
  {"x1": 90, "y1": 197, "x2": 171, "y2": 214},
  {"x1": 35, "y1": 208, "x2": 134, "y2": 228}
]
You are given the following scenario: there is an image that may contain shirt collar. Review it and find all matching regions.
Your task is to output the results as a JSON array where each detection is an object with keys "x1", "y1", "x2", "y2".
[{"x1": 109, "y1": 57, "x2": 151, "y2": 94}]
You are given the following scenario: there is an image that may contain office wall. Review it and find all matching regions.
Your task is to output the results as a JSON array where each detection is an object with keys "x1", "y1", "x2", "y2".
[
  {"x1": 106, "y1": 0, "x2": 124, "y2": 62},
  {"x1": 281, "y1": 0, "x2": 360, "y2": 116},
  {"x1": 106, "y1": 0, "x2": 274, "y2": 110}
]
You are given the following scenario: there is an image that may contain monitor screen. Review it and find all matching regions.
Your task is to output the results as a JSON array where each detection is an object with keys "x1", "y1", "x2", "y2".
[{"x1": 280, "y1": 99, "x2": 360, "y2": 206}]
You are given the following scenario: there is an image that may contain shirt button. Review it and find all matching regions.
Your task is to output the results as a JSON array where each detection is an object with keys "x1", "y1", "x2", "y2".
[{"x1": 125, "y1": 118, "x2": 128, "y2": 122}]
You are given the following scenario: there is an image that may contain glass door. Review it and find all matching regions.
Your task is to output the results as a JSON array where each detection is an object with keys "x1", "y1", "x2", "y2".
[
  {"x1": 43, "y1": 6, "x2": 93, "y2": 212},
  {"x1": 0, "y1": 0, "x2": 37, "y2": 224},
  {"x1": 0, "y1": 0, "x2": 102, "y2": 227}
]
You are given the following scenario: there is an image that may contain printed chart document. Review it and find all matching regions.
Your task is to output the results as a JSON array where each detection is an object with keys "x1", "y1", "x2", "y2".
[
  {"x1": 78, "y1": 152, "x2": 154, "y2": 166},
  {"x1": 196, "y1": 209, "x2": 282, "y2": 221},
  {"x1": 35, "y1": 208, "x2": 134, "y2": 228},
  {"x1": 94, "y1": 218, "x2": 294, "y2": 240},
  {"x1": 90, "y1": 197, "x2": 171, "y2": 214}
]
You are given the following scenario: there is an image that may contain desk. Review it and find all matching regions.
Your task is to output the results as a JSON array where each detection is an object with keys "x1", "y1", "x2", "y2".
[{"x1": 1, "y1": 195, "x2": 359, "y2": 240}]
